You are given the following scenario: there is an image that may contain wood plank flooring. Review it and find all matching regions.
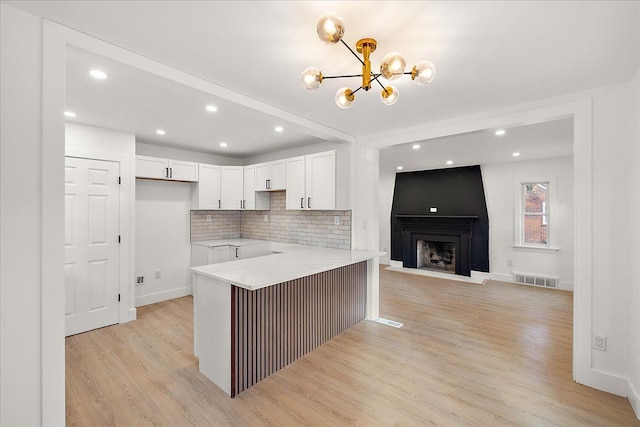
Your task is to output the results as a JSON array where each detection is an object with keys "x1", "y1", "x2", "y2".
[{"x1": 66, "y1": 267, "x2": 640, "y2": 426}]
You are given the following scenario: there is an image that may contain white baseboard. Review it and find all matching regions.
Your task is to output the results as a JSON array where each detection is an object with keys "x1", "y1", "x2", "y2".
[
  {"x1": 384, "y1": 266, "x2": 484, "y2": 284},
  {"x1": 589, "y1": 369, "x2": 628, "y2": 397},
  {"x1": 471, "y1": 271, "x2": 492, "y2": 282},
  {"x1": 389, "y1": 260, "x2": 402, "y2": 268},
  {"x1": 127, "y1": 308, "x2": 137, "y2": 321},
  {"x1": 628, "y1": 378, "x2": 640, "y2": 420},
  {"x1": 490, "y1": 272, "x2": 513, "y2": 282},
  {"x1": 135, "y1": 285, "x2": 192, "y2": 307},
  {"x1": 379, "y1": 256, "x2": 390, "y2": 265}
]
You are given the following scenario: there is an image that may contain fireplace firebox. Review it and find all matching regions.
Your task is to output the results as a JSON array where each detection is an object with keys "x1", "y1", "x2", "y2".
[{"x1": 396, "y1": 215, "x2": 477, "y2": 276}]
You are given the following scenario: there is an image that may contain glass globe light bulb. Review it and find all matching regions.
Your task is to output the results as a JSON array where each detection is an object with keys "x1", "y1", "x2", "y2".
[
  {"x1": 301, "y1": 67, "x2": 323, "y2": 90},
  {"x1": 316, "y1": 12, "x2": 345, "y2": 44},
  {"x1": 411, "y1": 60, "x2": 436, "y2": 86},
  {"x1": 380, "y1": 52, "x2": 406, "y2": 80},
  {"x1": 335, "y1": 87, "x2": 355, "y2": 109},
  {"x1": 380, "y1": 86, "x2": 399, "y2": 106}
]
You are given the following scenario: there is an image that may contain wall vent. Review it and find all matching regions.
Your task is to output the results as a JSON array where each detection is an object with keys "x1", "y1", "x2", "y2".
[{"x1": 512, "y1": 271, "x2": 558, "y2": 289}]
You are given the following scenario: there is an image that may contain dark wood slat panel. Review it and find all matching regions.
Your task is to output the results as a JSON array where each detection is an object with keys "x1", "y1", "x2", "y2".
[{"x1": 231, "y1": 262, "x2": 367, "y2": 396}]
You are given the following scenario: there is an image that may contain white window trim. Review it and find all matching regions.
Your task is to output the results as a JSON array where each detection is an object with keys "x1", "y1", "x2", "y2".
[{"x1": 514, "y1": 176, "x2": 559, "y2": 251}]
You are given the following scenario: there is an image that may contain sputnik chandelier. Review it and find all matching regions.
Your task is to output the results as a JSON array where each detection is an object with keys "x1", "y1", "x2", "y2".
[{"x1": 301, "y1": 12, "x2": 436, "y2": 109}]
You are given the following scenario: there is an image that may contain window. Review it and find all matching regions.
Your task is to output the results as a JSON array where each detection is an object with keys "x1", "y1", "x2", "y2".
[{"x1": 521, "y1": 182, "x2": 549, "y2": 245}]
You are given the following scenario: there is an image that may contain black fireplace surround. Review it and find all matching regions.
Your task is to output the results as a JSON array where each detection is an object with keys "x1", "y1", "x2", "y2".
[
  {"x1": 390, "y1": 166, "x2": 490, "y2": 274},
  {"x1": 397, "y1": 215, "x2": 477, "y2": 276}
]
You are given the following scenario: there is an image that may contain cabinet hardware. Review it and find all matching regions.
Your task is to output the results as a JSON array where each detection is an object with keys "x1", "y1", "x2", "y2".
[
  {"x1": 218, "y1": 199, "x2": 221, "y2": 209},
  {"x1": 165, "y1": 167, "x2": 169, "y2": 178},
  {"x1": 235, "y1": 247, "x2": 239, "y2": 258},
  {"x1": 169, "y1": 167, "x2": 173, "y2": 178},
  {"x1": 300, "y1": 197, "x2": 304, "y2": 209},
  {"x1": 241, "y1": 199, "x2": 243, "y2": 209},
  {"x1": 266, "y1": 179, "x2": 271, "y2": 189},
  {"x1": 308, "y1": 197, "x2": 311, "y2": 209}
]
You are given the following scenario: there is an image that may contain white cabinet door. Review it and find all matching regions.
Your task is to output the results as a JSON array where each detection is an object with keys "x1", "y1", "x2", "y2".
[
  {"x1": 286, "y1": 156, "x2": 306, "y2": 210},
  {"x1": 269, "y1": 159, "x2": 286, "y2": 190},
  {"x1": 220, "y1": 166, "x2": 244, "y2": 210},
  {"x1": 65, "y1": 157, "x2": 120, "y2": 337},
  {"x1": 305, "y1": 151, "x2": 336, "y2": 210},
  {"x1": 192, "y1": 164, "x2": 221, "y2": 209},
  {"x1": 169, "y1": 159, "x2": 199, "y2": 182},
  {"x1": 136, "y1": 155, "x2": 168, "y2": 179},
  {"x1": 212, "y1": 246, "x2": 231, "y2": 263},
  {"x1": 243, "y1": 165, "x2": 256, "y2": 210},
  {"x1": 254, "y1": 162, "x2": 270, "y2": 192}
]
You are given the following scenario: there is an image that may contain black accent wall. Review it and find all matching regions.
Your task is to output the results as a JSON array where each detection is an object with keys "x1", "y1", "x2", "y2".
[{"x1": 390, "y1": 165, "x2": 490, "y2": 272}]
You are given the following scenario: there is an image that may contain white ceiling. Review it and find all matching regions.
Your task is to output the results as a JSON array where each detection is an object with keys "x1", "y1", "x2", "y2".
[
  {"x1": 66, "y1": 46, "x2": 325, "y2": 157},
  {"x1": 379, "y1": 117, "x2": 573, "y2": 175},
  {"x1": 8, "y1": 1, "x2": 640, "y2": 159}
]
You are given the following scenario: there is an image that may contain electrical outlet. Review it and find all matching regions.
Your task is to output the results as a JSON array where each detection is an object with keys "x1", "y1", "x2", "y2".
[
  {"x1": 155, "y1": 270, "x2": 161, "y2": 280},
  {"x1": 592, "y1": 335, "x2": 607, "y2": 351},
  {"x1": 430, "y1": 207, "x2": 438, "y2": 213},
  {"x1": 264, "y1": 214, "x2": 268, "y2": 222},
  {"x1": 507, "y1": 260, "x2": 513, "y2": 267},
  {"x1": 206, "y1": 215, "x2": 212, "y2": 222},
  {"x1": 136, "y1": 276, "x2": 144, "y2": 285},
  {"x1": 334, "y1": 216, "x2": 340, "y2": 225}
]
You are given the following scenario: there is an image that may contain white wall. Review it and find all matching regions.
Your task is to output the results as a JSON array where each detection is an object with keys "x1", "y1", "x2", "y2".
[
  {"x1": 135, "y1": 180, "x2": 193, "y2": 306},
  {"x1": 482, "y1": 156, "x2": 574, "y2": 288},
  {"x1": 66, "y1": 122, "x2": 137, "y2": 322},
  {"x1": 629, "y1": 40, "x2": 640, "y2": 416},
  {"x1": 378, "y1": 169, "x2": 395, "y2": 264},
  {"x1": 0, "y1": 5, "x2": 47, "y2": 425}
]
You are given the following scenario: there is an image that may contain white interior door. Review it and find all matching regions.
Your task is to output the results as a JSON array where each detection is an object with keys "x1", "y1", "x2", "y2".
[{"x1": 65, "y1": 157, "x2": 120, "y2": 336}]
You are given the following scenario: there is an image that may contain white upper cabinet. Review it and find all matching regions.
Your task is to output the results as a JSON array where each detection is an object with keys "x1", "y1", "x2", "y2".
[
  {"x1": 255, "y1": 159, "x2": 286, "y2": 191},
  {"x1": 305, "y1": 151, "x2": 336, "y2": 210},
  {"x1": 170, "y1": 159, "x2": 199, "y2": 181},
  {"x1": 244, "y1": 165, "x2": 270, "y2": 210},
  {"x1": 191, "y1": 164, "x2": 221, "y2": 210},
  {"x1": 285, "y1": 156, "x2": 306, "y2": 210},
  {"x1": 136, "y1": 155, "x2": 199, "y2": 182},
  {"x1": 220, "y1": 166, "x2": 244, "y2": 210},
  {"x1": 285, "y1": 150, "x2": 336, "y2": 210}
]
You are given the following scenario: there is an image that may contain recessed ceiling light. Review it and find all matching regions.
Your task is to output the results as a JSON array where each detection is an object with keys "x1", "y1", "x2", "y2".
[
  {"x1": 156, "y1": 129, "x2": 166, "y2": 135},
  {"x1": 89, "y1": 69, "x2": 108, "y2": 80},
  {"x1": 64, "y1": 111, "x2": 77, "y2": 118},
  {"x1": 512, "y1": 152, "x2": 520, "y2": 157},
  {"x1": 274, "y1": 126, "x2": 284, "y2": 132},
  {"x1": 412, "y1": 144, "x2": 420, "y2": 150},
  {"x1": 206, "y1": 105, "x2": 218, "y2": 112},
  {"x1": 397, "y1": 166, "x2": 404, "y2": 171},
  {"x1": 219, "y1": 142, "x2": 228, "y2": 148},
  {"x1": 495, "y1": 129, "x2": 506, "y2": 136},
  {"x1": 446, "y1": 160, "x2": 453, "y2": 165}
]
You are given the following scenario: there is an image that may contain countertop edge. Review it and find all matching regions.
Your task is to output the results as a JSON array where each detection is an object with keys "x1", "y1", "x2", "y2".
[{"x1": 191, "y1": 249, "x2": 384, "y2": 291}]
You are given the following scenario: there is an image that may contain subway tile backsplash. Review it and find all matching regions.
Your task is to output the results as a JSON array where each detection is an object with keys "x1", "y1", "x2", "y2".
[
  {"x1": 191, "y1": 210, "x2": 241, "y2": 241},
  {"x1": 191, "y1": 191, "x2": 351, "y2": 249}
]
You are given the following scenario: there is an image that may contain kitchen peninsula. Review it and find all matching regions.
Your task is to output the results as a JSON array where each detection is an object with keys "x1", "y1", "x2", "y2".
[{"x1": 191, "y1": 241, "x2": 382, "y2": 397}]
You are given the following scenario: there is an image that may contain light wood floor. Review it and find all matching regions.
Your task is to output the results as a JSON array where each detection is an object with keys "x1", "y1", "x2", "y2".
[{"x1": 66, "y1": 267, "x2": 640, "y2": 426}]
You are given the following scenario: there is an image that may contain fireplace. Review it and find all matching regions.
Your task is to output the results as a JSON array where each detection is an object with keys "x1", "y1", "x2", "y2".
[
  {"x1": 417, "y1": 240, "x2": 456, "y2": 273},
  {"x1": 396, "y1": 215, "x2": 477, "y2": 276}
]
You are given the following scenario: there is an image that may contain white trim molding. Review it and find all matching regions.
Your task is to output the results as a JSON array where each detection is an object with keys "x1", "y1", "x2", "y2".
[{"x1": 135, "y1": 286, "x2": 192, "y2": 307}]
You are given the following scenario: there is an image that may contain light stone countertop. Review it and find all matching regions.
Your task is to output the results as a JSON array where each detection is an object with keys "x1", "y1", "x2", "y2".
[
  {"x1": 191, "y1": 242, "x2": 384, "y2": 291},
  {"x1": 191, "y1": 238, "x2": 270, "y2": 248}
]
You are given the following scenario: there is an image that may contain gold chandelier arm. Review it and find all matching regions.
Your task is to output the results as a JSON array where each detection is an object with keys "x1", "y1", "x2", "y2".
[
  {"x1": 370, "y1": 73, "x2": 388, "y2": 91},
  {"x1": 323, "y1": 74, "x2": 363, "y2": 79},
  {"x1": 340, "y1": 39, "x2": 366, "y2": 66}
]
